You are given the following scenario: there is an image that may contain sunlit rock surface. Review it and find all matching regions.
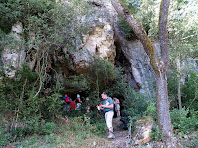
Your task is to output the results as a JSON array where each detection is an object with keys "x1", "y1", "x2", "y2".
[
  {"x1": 1, "y1": 23, "x2": 26, "y2": 77},
  {"x1": 132, "y1": 116, "x2": 153, "y2": 146},
  {"x1": 71, "y1": 0, "x2": 116, "y2": 74}
]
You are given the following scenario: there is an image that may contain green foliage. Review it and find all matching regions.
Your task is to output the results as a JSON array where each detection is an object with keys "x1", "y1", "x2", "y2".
[
  {"x1": 0, "y1": 0, "x2": 22, "y2": 33},
  {"x1": 0, "y1": 64, "x2": 63, "y2": 121},
  {"x1": 41, "y1": 122, "x2": 56, "y2": 135},
  {"x1": 151, "y1": 122, "x2": 163, "y2": 141},
  {"x1": 64, "y1": 74, "x2": 90, "y2": 93},
  {"x1": 167, "y1": 70, "x2": 198, "y2": 110},
  {"x1": 0, "y1": 123, "x2": 10, "y2": 147},
  {"x1": 170, "y1": 108, "x2": 198, "y2": 134},
  {"x1": 143, "y1": 100, "x2": 198, "y2": 137},
  {"x1": 167, "y1": 71, "x2": 178, "y2": 107},
  {"x1": 118, "y1": 17, "x2": 136, "y2": 39},
  {"x1": 122, "y1": 89, "x2": 148, "y2": 118},
  {"x1": 0, "y1": 0, "x2": 90, "y2": 84},
  {"x1": 168, "y1": 0, "x2": 198, "y2": 89},
  {"x1": 89, "y1": 113, "x2": 107, "y2": 136},
  {"x1": 118, "y1": 0, "x2": 160, "y2": 38},
  {"x1": 143, "y1": 99, "x2": 156, "y2": 118},
  {"x1": 182, "y1": 72, "x2": 198, "y2": 109},
  {"x1": 68, "y1": 115, "x2": 106, "y2": 137},
  {"x1": 0, "y1": 118, "x2": 57, "y2": 145},
  {"x1": 63, "y1": 58, "x2": 149, "y2": 128}
]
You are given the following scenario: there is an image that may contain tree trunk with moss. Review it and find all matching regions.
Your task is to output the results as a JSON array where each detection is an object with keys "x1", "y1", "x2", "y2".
[{"x1": 112, "y1": 0, "x2": 175, "y2": 147}]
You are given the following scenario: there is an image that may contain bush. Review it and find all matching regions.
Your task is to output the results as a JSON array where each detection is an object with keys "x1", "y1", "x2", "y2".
[
  {"x1": 143, "y1": 99, "x2": 156, "y2": 118},
  {"x1": 8, "y1": 120, "x2": 58, "y2": 143},
  {"x1": 182, "y1": 72, "x2": 198, "y2": 110},
  {"x1": 167, "y1": 70, "x2": 198, "y2": 110},
  {"x1": 0, "y1": 124, "x2": 10, "y2": 147},
  {"x1": 150, "y1": 122, "x2": 163, "y2": 141},
  {"x1": 170, "y1": 108, "x2": 198, "y2": 134},
  {"x1": 41, "y1": 122, "x2": 56, "y2": 135}
]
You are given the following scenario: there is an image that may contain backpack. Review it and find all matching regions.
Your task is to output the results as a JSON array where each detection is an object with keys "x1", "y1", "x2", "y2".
[{"x1": 65, "y1": 97, "x2": 71, "y2": 103}]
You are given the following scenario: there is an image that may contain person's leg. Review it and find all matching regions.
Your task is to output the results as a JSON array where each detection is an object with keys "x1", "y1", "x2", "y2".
[
  {"x1": 118, "y1": 110, "x2": 120, "y2": 117},
  {"x1": 63, "y1": 103, "x2": 66, "y2": 112},
  {"x1": 105, "y1": 111, "x2": 115, "y2": 138},
  {"x1": 66, "y1": 104, "x2": 70, "y2": 112},
  {"x1": 116, "y1": 110, "x2": 119, "y2": 117},
  {"x1": 117, "y1": 105, "x2": 120, "y2": 117}
]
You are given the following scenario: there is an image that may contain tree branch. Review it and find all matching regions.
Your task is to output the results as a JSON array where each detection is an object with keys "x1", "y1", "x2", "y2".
[
  {"x1": 31, "y1": 70, "x2": 42, "y2": 99},
  {"x1": 178, "y1": 34, "x2": 198, "y2": 41}
]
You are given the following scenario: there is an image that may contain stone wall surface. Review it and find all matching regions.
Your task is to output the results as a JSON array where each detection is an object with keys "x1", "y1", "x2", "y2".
[
  {"x1": 1, "y1": 22, "x2": 26, "y2": 77},
  {"x1": 70, "y1": 0, "x2": 116, "y2": 74},
  {"x1": 0, "y1": 0, "x2": 158, "y2": 94},
  {"x1": 73, "y1": 0, "x2": 157, "y2": 94}
]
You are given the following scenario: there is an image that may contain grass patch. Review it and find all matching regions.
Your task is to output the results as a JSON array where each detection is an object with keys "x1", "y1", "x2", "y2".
[{"x1": 3, "y1": 115, "x2": 112, "y2": 147}]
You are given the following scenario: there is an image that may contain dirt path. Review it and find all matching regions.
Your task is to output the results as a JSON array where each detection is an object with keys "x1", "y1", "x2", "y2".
[{"x1": 108, "y1": 130, "x2": 131, "y2": 148}]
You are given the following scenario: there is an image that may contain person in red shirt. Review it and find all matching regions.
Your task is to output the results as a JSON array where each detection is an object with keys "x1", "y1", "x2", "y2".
[{"x1": 70, "y1": 99, "x2": 76, "y2": 110}]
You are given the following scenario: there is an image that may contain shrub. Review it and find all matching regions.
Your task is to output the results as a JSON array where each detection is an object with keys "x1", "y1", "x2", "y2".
[
  {"x1": 182, "y1": 72, "x2": 198, "y2": 110},
  {"x1": 150, "y1": 122, "x2": 163, "y2": 141},
  {"x1": 41, "y1": 122, "x2": 56, "y2": 135},
  {"x1": 170, "y1": 108, "x2": 198, "y2": 134},
  {"x1": 143, "y1": 99, "x2": 156, "y2": 118},
  {"x1": 0, "y1": 124, "x2": 10, "y2": 147}
]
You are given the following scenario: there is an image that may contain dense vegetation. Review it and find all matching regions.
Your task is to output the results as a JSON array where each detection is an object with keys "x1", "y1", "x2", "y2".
[{"x1": 0, "y1": 0, "x2": 197, "y2": 147}]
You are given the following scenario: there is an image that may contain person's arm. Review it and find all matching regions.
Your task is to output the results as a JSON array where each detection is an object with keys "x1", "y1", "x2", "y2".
[
  {"x1": 78, "y1": 98, "x2": 82, "y2": 103},
  {"x1": 101, "y1": 104, "x2": 114, "y2": 108}
]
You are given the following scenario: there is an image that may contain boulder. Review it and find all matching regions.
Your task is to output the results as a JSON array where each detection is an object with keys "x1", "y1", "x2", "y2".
[
  {"x1": 132, "y1": 116, "x2": 153, "y2": 146},
  {"x1": 70, "y1": 0, "x2": 116, "y2": 74}
]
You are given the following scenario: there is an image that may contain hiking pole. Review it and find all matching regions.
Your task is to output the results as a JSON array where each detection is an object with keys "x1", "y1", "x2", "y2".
[{"x1": 127, "y1": 122, "x2": 132, "y2": 144}]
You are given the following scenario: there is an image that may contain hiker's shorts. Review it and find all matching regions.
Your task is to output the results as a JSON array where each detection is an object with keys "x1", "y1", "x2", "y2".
[
  {"x1": 105, "y1": 111, "x2": 114, "y2": 129},
  {"x1": 115, "y1": 104, "x2": 120, "y2": 111}
]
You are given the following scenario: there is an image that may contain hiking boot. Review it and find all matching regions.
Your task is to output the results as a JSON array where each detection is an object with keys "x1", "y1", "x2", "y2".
[{"x1": 107, "y1": 131, "x2": 115, "y2": 139}]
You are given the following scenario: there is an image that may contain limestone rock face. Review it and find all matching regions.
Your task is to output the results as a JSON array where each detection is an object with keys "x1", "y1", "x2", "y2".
[
  {"x1": 1, "y1": 23, "x2": 26, "y2": 77},
  {"x1": 71, "y1": 0, "x2": 116, "y2": 74},
  {"x1": 132, "y1": 116, "x2": 153, "y2": 146},
  {"x1": 71, "y1": 0, "x2": 157, "y2": 95},
  {"x1": 114, "y1": 23, "x2": 159, "y2": 96},
  {"x1": 124, "y1": 40, "x2": 159, "y2": 94}
]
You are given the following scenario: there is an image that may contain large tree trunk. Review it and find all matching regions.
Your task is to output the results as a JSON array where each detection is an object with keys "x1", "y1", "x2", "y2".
[
  {"x1": 156, "y1": 72, "x2": 174, "y2": 146},
  {"x1": 111, "y1": 0, "x2": 175, "y2": 147}
]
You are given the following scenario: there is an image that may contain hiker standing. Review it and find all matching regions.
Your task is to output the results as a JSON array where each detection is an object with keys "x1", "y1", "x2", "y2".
[
  {"x1": 75, "y1": 94, "x2": 82, "y2": 110},
  {"x1": 63, "y1": 94, "x2": 71, "y2": 112},
  {"x1": 62, "y1": 95, "x2": 67, "y2": 112},
  {"x1": 113, "y1": 97, "x2": 120, "y2": 118},
  {"x1": 98, "y1": 92, "x2": 115, "y2": 139}
]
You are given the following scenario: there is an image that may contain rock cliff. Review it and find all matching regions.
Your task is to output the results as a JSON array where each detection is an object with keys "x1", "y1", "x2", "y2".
[
  {"x1": 1, "y1": 23, "x2": 26, "y2": 77},
  {"x1": 1, "y1": 0, "x2": 158, "y2": 95}
]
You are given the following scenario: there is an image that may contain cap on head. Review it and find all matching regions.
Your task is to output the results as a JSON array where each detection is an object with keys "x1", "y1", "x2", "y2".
[{"x1": 77, "y1": 94, "x2": 80, "y2": 98}]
